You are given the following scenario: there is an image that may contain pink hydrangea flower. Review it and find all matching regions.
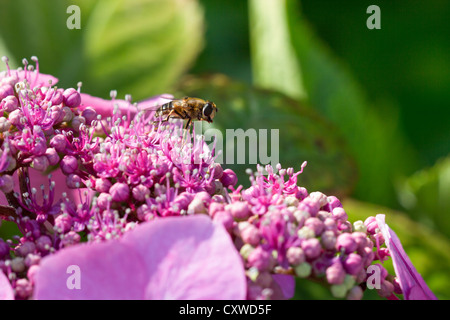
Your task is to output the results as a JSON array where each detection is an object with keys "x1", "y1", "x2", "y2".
[{"x1": 33, "y1": 215, "x2": 246, "y2": 300}]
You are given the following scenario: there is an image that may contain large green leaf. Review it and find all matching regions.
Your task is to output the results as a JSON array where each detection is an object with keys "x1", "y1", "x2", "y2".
[
  {"x1": 396, "y1": 157, "x2": 450, "y2": 239},
  {"x1": 175, "y1": 74, "x2": 356, "y2": 197},
  {"x1": 0, "y1": 0, "x2": 204, "y2": 100},
  {"x1": 82, "y1": 0, "x2": 204, "y2": 99},
  {"x1": 0, "y1": 0, "x2": 82, "y2": 82},
  {"x1": 248, "y1": 0, "x2": 306, "y2": 100}
]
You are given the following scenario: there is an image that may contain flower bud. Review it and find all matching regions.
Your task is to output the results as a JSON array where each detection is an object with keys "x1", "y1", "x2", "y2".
[
  {"x1": 71, "y1": 116, "x2": 85, "y2": 131},
  {"x1": 301, "y1": 238, "x2": 321, "y2": 260},
  {"x1": 45, "y1": 148, "x2": 60, "y2": 166},
  {"x1": 8, "y1": 109, "x2": 22, "y2": 126},
  {"x1": 212, "y1": 163, "x2": 223, "y2": 179},
  {"x1": 132, "y1": 184, "x2": 150, "y2": 202},
  {"x1": 60, "y1": 155, "x2": 78, "y2": 175},
  {"x1": 0, "y1": 117, "x2": 11, "y2": 132},
  {"x1": 336, "y1": 233, "x2": 357, "y2": 254},
  {"x1": 187, "y1": 198, "x2": 207, "y2": 214},
  {"x1": 332, "y1": 207, "x2": 348, "y2": 222},
  {"x1": 208, "y1": 202, "x2": 224, "y2": 217},
  {"x1": 0, "y1": 84, "x2": 14, "y2": 100},
  {"x1": 364, "y1": 216, "x2": 378, "y2": 234},
  {"x1": 82, "y1": 107, "x2": 97, "y2": 125},
  {"x1": 36, "y1": 235, "x2": 52, "y2": 253},
  {"x1": 326, "y1": 260, "x2": 346, "y2": 285},
  {"x1": 0, "y1": 239, "x2": 10, "y2": 259},
  {"x1": 62, "y1": 106, "x2": 73, "y2": 122},
  {"x1": 15, "y1": 278, "x2": 32, "y2": 299},
  {"x1": 247, "y1": 247, "x2": 272, "y2": 272},
  {"x1": 304, "y1": 217, "x2": 324, "y2": 236},
  {"x1": 321, "y1": 230, "x2": 337, "y2": 250},
  {"x1": 50, "y1": 134, "x2": 67, "y2": 153},
  {"x1": 66, "y1": 174, "x2": 83, "y2": 189},
  {"x1": 343, "y1": 253, "x2": 363, "y2": 275},
  {"x1": 347, "y1": 286, "x2": 364, "y2": 300},
  {"x1": 325, "y1": 196, "x2": 342, "y2": 211},
  {"x1": 1, "y1": 95, "x2": 18, "y2": 112},
  {"x1": 220, "y1": 169, "x2": 237, "y2": 188},
  {"x1": 286, "y1": 246, "x2": 305, "y2": 266},
  {"x1": 32, "y1": 155, "x2": 49, "y2": 172},
  {"x1": 63, "y1": 88, "x2": 81, "y2": 108},
  {"x1": 61, "y1": 231, "x2": 81, "y2": 247},
  {"x1": 95, "y1": 178, "x2": 112, "y2": 193},
  {"x1": 0, "y1": 174, "x2": 14, "y2": 193},
  {"x1": 294, "y1": 262, "x2": 312, "y2": 278},
  {"x1": 11, "y1": 257, "x2": 26, "y2": 273},
  {"x1": 238, "y1": 222, "x2": 260, "y2": 246},
  {"x1": 54, "y1": 214, "x2": 73, "y2": 233},
  {"x1": 227, "y1": 201, "x2": 250, "y2": 220},
  {"x1": 213, "y1": 210, "x2": 234, "y2": 231},
  {"x1": 110, "y1": 182, "x2": 130, "y2": 202}
]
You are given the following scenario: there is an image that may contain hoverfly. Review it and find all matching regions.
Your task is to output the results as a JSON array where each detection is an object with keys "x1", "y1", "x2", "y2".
[{"x1": 153, "y1": 96, "x2": 218, "y2": 129}]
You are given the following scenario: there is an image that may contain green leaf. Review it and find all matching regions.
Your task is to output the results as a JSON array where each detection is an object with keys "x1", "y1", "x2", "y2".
[
  {"x1": 0, "y1": 0, "x2": 83, "y2": 83},
  {"x1": 248, "y1": 0, "x2": 307, "y2": 100},
  {"x1": 0, "y1": 0, "x2": 205, "y2": 100},
  {"x1": 396, "y1": 157, "x2": 450, "y2": 239},
  {"x1": 82, "y1": 0, "x2": 204, "y2": 100},
  {"x1": 344, "y1": 198, "x2": 450, "y2": 300},
  {"x1": 176, "y1": 74, "x2": 356, "y2": 196}
]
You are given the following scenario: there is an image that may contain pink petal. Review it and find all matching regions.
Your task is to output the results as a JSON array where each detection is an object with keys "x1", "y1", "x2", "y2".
[
  {"x1": 80, "y1": 93, "x2": 173, "y2": 118},
  {"x1": 1, "y1": 70, "x2": 59, "y2": 87},
  {"x1": 122, "y1": 215, "x2": 247, "y2": 300},
  {"x1": 34, "y1": 241, "x2": 147, "y2": 300},
  {"x1": 80, "y1": 93, "x2": 132, "y2": 118},
  {"x1": 271, "y1": 274, "x2": 295, "y2": 300},
  {"x1": 0, "y1": 270, "x2": 14, "y2": 300},
  {"x1": 375, "y1": 214, "x2": 437, "y2": 300}
]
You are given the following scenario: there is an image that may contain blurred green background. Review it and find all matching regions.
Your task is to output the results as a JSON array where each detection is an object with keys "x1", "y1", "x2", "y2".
[{"x1": 0, "y1": 0, "x2": 449, "y2": 299}]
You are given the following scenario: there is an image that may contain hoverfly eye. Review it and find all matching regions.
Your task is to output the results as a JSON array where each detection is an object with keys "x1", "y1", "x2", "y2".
[{"x1": 203, "y1": 103, "x2": 214, "y2": 117}]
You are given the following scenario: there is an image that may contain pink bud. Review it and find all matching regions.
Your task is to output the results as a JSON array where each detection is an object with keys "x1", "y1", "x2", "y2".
[
  {"x1": 66, "y1": 174, "x2": 83, "y2": 189},
  {"x1": 95, "y1": 178, "x2": 112, "y2": 193},
  {"x1": 227, "y1": 201, "x2": 250, "y2": 220},
  {"x1": 1, "y1": 95, "x2": 18, "y2": 112},
  {"x1": 213, "y1": 210, "x2": 234, "y2": 231},
  {"x1": 238, "y1": 222, "x2": 260, "y2": 246},
  {"x1": 132, "y1": 184, "x2": 150, "y2": 202},
  {"x1": 336, "y1": 233, "x2": 357, "y2": 254},
  {"x1": 81, "y1": 107, "x2": 97, "y2": 125},
  {"x1": 286, "y1": 247, "x2": 305, "y2": 266},
  {"x1": 50, "y1": 134, "x2": 67, "y2": 153},
  {"x1": 32, "y1": 155, "x2": 49, "y2": 172},
  {"x1": 220, "y1": 169, "x2": 237, "y2": 188},
  {"x1": 110, "y1": 182, "x2": 130, "y2": 202},
  {"x1": 63, "y1": 88, "x2": 81, "y2": 108},
  {"x1": 0, "y1": 84, "x2": 14, "y2": 100},
  {"x1": 326, "y1": 261, "x2": 346, "y2": 285},
  {"x1": 304, "y1": 217, "x2": 324, "y2": 236},
  {"x1": 36, "y1": 235, "x2": 52, "y2": 253},
  {"x1": 54, "y1": 214, "x2": 73, "y2": 233},
  {"x1": 301, "y1": 238, "x2": 321, "y2": 260},
  {"x1": 45, "y1": 148, "x2": 60, "y2": 166},
  {"x1": 60, "y1": 155, "x2": 78, "y2": 175},
  {"x1": 343, "y1": 253, "x2": 363, "y2": 275},
  {"x1": 247, "y1": 247, "x2": 272, "y2": 272}
]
